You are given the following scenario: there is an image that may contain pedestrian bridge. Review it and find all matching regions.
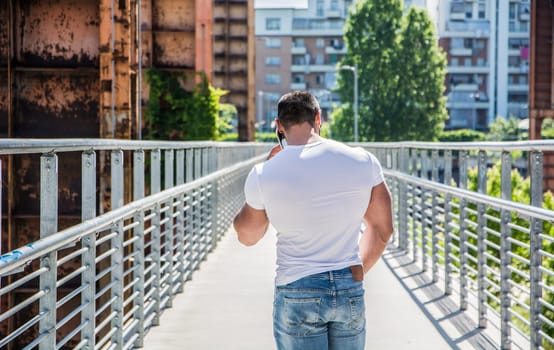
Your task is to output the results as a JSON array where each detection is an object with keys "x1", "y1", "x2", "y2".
[{"x1": 1, "y1": 139, "x2": 553, "y2": 350}]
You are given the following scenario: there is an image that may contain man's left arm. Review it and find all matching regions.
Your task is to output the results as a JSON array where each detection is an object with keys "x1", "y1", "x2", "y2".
[{"x1": 233, "y1": 204, "x2": 269, "y2": 246}]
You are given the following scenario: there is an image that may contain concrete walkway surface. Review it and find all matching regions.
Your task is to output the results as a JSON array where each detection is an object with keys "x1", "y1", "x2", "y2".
[{"x1": 143, "y1": 229, "x2": 496, "y2": 349}]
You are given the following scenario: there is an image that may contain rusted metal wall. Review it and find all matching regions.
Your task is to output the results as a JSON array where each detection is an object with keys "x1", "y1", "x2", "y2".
[
  {"x1": 0, "y1": 0, "x2": 218, "y2": 347},
  {"x1": 530, "y1": 0, "x2": 554, "y2": 191},
  {"x1": 213, "y1": 0, "x2": 255, "y2": 141}
]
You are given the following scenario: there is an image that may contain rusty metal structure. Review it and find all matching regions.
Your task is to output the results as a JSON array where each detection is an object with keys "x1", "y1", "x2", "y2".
[
  {"x1": 213, "y1": 0, "x2": 256, "y2": 141},
  {"x1": 0, "y1": 0, "x2": 255, "y2": 347},
  {"x1": 530, "y1": 0, "x2": 554, "y2": 189}
]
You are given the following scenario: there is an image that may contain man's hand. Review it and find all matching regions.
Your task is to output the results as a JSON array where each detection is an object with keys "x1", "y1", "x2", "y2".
[{"x1": 267, "y1": 144, "x2": 282, "y2": 160}]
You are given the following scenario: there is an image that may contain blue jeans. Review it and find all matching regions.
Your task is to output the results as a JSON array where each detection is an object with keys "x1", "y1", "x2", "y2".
[{"x1": 273, "y1": 267, "x2": 366, "y2": 350}]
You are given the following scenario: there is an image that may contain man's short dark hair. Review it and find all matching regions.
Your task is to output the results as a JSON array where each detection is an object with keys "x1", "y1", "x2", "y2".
[{"x1": 277, "y1": 91, "x2": 320, "y2": 129}]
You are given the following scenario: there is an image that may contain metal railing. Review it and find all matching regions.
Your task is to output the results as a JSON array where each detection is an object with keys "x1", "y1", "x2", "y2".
[
  {"x1": 364, "y1": 141, "x2": 554, "y2": 350},
  {"x1": 0, "y1": 139, "x2": 270, "y2": 350}
]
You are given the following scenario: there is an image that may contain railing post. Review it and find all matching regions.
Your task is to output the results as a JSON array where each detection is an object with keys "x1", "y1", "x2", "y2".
[
  {"x1": 477, "y1": 150, "x2": 487, "y2": 328},
  {"x1": 186, "y1": 149, "x2": 193, "y2": 183},
  {"x1": 133, "y1": 150, "x2": 146, "y2": 348},
  {"x1": 500, "y1": 150, "x2": 512, "y2": 349},
  {"x1": 431, "y1": 149, "x2": 439, "y2": 283},
  {"x1": 164, "y1": 150, "x2": 175, "y2": 308},
  {"x1": 421, "y1": 150, "x2": 429, "y2": 272},
  {"x1": 530, "y1": 151, "x2": 543, "y2": 350},
  {"x1": 202, "y1": 147, "x2": 209, "y2": 176},
  {"x1": 81, "y1": 151, "x2": 96, "y2": 350},
  {"x1": 444, "y1": 150, "x2": 453, "y2": 295},
  {"x1": 194, "y1": 148, "x2": 202, "y2": 180},
  {"x1": 110, "y1": 150, "x2": 124, "y2": 347},
  {"x1": 398, "y1": 147, "x2": 409, "y2": 251},
  {"x1": 175, "y1": 149, "x2": 186, "y2": 292},
  {"x1": 411, "y1": 148, "x2": 419, "y2": 263},
  {"x1": 152, "y1": 202, "x2": 162, "y2": 326},
  {"x1": 151, "y1": 149, "x2": 161, "y2": 194},
  {"x1": 459, "y1": 150, "x2": 468, "y2": 311},
  {"x1": 39, "y1": 153, "x2": 58, "y2": 350}
]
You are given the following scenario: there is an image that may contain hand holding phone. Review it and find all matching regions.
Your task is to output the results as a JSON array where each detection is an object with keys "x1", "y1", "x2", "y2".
[{"x1": 276, "y1": 128, "x2": 287, "y2": 149}]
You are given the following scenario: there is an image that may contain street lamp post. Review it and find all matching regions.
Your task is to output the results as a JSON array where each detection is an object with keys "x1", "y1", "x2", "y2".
[{"x1": 339, "y1": 64, "x2": 358, "y2": 142}]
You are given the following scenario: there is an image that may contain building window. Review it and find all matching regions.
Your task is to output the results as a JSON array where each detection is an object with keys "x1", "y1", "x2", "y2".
[
  {"x1": 293, "y1": 74, "x2": 305, "y2": 83},
  {"x1": 464, "y1": 58, "x2": 472, "y2": 67},
  {"x1": 329, "y1": 54, "x2": 339, "y2": 64},
  {"x1": 265, "y1": 56, "x2": 281, "y2": 66},
  {"x1": 509, "y1": 3, "x2": 516, "y2": 20},
  {"x1": 265, "y1": 74, "x2": 281, "y2": 85},
  {"x1": 465, "y1": 2, "x2": 473, "y2": 19},
  {"x1": 293, "y1": 38, "x2": 305, "y2": 48},
  {"x1": 330, "y1": 0, "x2": 339, "y2": 10},
  {"x1": 478, "y1": 3, "x2": 485, "y2": 19},
  {"x1": 520, "y1": 75, "x2": 528, "y2": 85},
  {"x1": 292, "y1": 55, "x2": 306, "y2": 65},
  {"x1": 477, "y1": 58, "x2": 485, "y2": 67},
  {"x1": 317, "y1": 0, "x2": 324, "y2": 17},
  {"x1": 315, "y1": 75, "x2": 324, "y2": 85},
  {"x1": 266, "y1": 18, "x2": 281, "y2": 30},
  {"x1": 451, "y1": 58, "x2": 459, "y2": 66},
  {"x1": 266, "y1": 38, "x2": 281, "y2": 48},
  {"x1": 316, "y1": 38, "x2": 325, "y2": 48},
  {"x1": 315, "y1": 54, "x2": 325, "y2": 65}
]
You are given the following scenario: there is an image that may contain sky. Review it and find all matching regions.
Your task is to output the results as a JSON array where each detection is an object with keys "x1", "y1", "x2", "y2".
[{"x1": 254, "y1": 0, "x2": 308, "y2": 9}]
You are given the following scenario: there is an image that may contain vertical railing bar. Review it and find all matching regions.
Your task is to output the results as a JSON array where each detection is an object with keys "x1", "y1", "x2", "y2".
[
  {"x1": 444, "y1": 150, "x2": 453, "y2": 295},
  {"x1": 184, "y1": 189, "x2": 193, "y2": 280},
  {"x1": 477, "y1": 150, "x2": 487, "y2": 328},
  {"x1": 132, "y1": 150, "x2": 145, "y2": 348},
  {"x1": 194, "y1": 148, "x2": 201, "y2": 180},
  {"x1": 81, "y1": 151, "x2": 96, "y2": 350},
  {"x1": 39, "y1": 153, "x2": 58, "y2": 350},
  {"x1": 431, "y1": 150, "x2": 439, "y2": 283},
  {"x1": 176, "y1": 191, "x2": 186, "y2": 292},
  {"x1": 185, "y1": 149, "x2": 194, "y2": 183},
  {"x1": 151, "y1": 149, "x2": 161, "y2": 194},
  {"x1": 151, "y1": 202, "x2": 162, "y2": 325},
  {"x1": 164, "y1": 150, "x2": 175, "y2": 308},
  {"x1": 110, "y1": 150, "x2": 124, "y2": 347},
  {"x1": 398, "y1": 147, "x2": 408, "y2": 251},
  {"x1": 411, "y1": 149, "x2": 418, "y2": 263},
  {"x1": 530, "y1": 151, "x2": 543, "y2": 350},
  {"x1": 164, "y1": 150, "x2": 174, "y2": 190},
  {"x1": 176, "y1": 150, "x2": 185, "y2": 186},
  {"x1": 500, "y1": 150, "x2": 512, "y2": 349},
  {"x1": 459, "y1": 150, "x2": 468, "y2": 311},
  {"x1": 202, "y1": 148, "x2": 208, "y2": 177},
  {"x1": 421, "y1": 150, "x2": 429, "y2": 272}
]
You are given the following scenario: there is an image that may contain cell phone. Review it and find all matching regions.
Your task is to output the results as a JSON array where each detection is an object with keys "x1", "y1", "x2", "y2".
[{"x1": 276, "y1": 128, "x2": 286, "y2": 149}]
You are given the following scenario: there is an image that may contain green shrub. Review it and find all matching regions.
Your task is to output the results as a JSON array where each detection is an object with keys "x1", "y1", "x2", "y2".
[{"x1": 438, "y1": 129, "x2": 486, "y2": 142}]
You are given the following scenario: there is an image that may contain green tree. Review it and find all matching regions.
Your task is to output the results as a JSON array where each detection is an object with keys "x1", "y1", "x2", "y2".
[
  {"x1": 145, "y1": 69, "x2": 227, "y2": 140},
  {"x1": 487, "y1": 115, "x2": 527, "y2": 141},
  {"x1": 331, "y1": 1, "x2": 447, "y2": 141}
]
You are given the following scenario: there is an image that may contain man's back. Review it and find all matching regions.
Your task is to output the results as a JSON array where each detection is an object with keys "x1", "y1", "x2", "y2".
[{"x1": 245, "y1": 139, "x2": 383, "y2": 285}]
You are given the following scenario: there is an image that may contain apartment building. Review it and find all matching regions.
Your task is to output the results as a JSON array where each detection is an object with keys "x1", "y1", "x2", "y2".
[
  {"x1": 255, "y1": 0, "x2": 352, "y2": 131},
  {"x1": 431, "y1": 0, "x2": 530, "y2": 131}
]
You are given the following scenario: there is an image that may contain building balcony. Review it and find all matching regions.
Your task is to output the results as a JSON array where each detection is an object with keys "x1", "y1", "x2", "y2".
[
  {"x1": 447, "y1": 101, "x2": 489, "y2": 109},
  {"x1": 448, "y1": 65, "x2": 489, "y2": 74},
  {"x1": 325, "y1": 46, "x2": 347, "y2": 54},
  {"x1": 508, "y1": 84, "x2": 529, "y2": 92},
  {"x1": 326, "y1": 8, "x2": 342, "y2": 18},
  {"x1": 451, "y1": 83, "x2": 479, "y2": 92},
  {"x1": 291, "y1": 82, "x2": 307, "y2": 90},
  {"x1": 291, "y1": 46, "x2": 307, "y2": 54},
  {"x1": 450, "y1": 48, "x2": 473, "y2": 56},
  {"x1": 291, "y1": 64, "x2": 337, "y2": 73},
  {"x1": 450, "y1": 12, "x2": 466, "y2": 21}
]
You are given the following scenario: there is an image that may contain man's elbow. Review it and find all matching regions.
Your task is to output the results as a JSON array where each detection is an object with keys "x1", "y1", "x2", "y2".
[{"x1": 237, "y1": 234, "x2": 259, "y2": 247}]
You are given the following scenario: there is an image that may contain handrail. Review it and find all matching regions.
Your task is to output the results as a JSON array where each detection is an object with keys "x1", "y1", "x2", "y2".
[
  {"x1": 0, "y1": 155, "x2": 265, "y2": 277},
  {"x1": 0, "y1": 138, "x2": 268, "y2": 155},
  {"x1": 359, "y1": 139, "x2": 554, "y2": 151}
]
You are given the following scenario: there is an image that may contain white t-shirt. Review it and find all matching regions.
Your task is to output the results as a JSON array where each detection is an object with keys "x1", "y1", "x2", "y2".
[{"x1": 244, "y1": 138, "x2": 385, "y2": 286}]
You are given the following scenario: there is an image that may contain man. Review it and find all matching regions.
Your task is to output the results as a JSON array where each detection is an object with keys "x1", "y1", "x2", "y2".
[{"x1": 233, "y1": 91, "x2": 393, "y2": 350}]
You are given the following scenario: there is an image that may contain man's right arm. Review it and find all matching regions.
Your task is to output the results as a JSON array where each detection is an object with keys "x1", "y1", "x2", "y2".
[{"x1": 359, "y1": 182, "x2": 394, "y2": 274}]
